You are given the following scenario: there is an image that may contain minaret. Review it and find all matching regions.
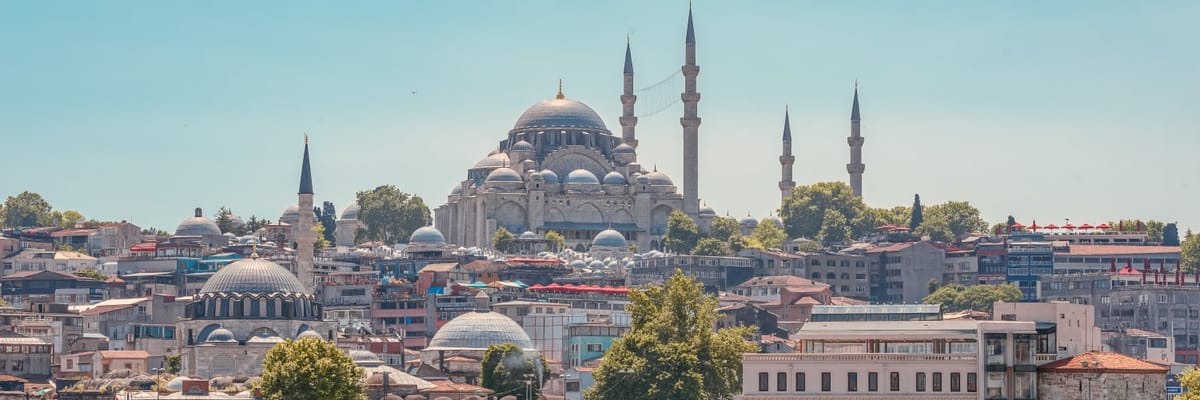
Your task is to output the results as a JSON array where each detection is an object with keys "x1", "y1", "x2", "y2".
[
  {"x1": 779, "y1": 106, "x2": 795, "y2": 202},
  {"x1": 680, "y1": 5, "x2": 701, "y2": 216},
  {"x1": 295, "y1": 136, "x2": 316, "y2": 293},
  {"x1": 620, "y1": 37, "x2": 638, "y2": 148},
  {"x1": 847, "y1": 83, "x2": 865, "y2": 197}
]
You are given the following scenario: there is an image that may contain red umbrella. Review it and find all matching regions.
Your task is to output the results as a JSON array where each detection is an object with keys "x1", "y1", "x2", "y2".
[
  {"x1": 528, "y1": 284, "x2": 546, "y2": 291},
  {"x1": 1010, "y1": 222, "x2": 1026, "y2": 229},
  {"x1": 545, "y1": 283, "x2": 562, "y2": 292},
  {"x1": 1029, "y1": 222, "x2": 1041, "y2": 230},
  {"x1": 1079, "y1": 223, "x2": 1094, "y2": 229},
  {"x1": 1044, "y1": 224, "x2": 1059, "y2": 230},
  {"x1": 1063, "y1": 223, "x2": 1077, "y2": 230},
  {"x1": 562, "y1": 283, "x2": 579, "y2": 292},
  {"x1": 1096, "y1": 223, "x2": 1111, "y2": 230}
]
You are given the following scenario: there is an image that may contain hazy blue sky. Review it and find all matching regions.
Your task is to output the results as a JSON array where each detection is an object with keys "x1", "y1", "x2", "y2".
[{"x1": 2, "y1": 1, "x2": 1198, "y2": 234}]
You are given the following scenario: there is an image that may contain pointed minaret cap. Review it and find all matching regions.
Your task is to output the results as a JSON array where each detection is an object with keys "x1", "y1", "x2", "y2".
[
  {"x1": 685, "y1": 4, "x2": 696, "y2": 45},
  {"x1": 851, "y1": 81, "x2": 861, "y2": 122},
  {"x1": 623, "y1": 38, "x2": 634, "y2": 74},
  {"x1": 556, "y1": 79, "x2": 565, "y2": 100},
  {"x1": 299, "y1": 135, "x2": 314, "y2": 195},
  {"x1": 783, "y1": 105, "x2": 792, "y2": 141}
]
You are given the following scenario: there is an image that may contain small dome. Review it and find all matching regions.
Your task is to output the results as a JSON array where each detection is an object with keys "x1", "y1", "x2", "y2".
[
  {"x1": 739, "y1": 215, "x2": 759, "y2": 227},
  {"x1": 451, "y1": 184, "x2": 463, "y2": 195},
  {"x1": 206, "y1": 328, "x2": 236, "y2": 343},
  {"x1": 512, "y1": 97, "x2": 609, "y2": 132},
  {"x1": 199, "y1": 258, "x2": 308, "y2": 295},
  {"x1": 570, "y1": 260, "x2": 586, "y2": 268},
  {"x1": 409, "y1": 226, "x2": 447, "y2": 246},
  {"x1": 540, "y1": 170, "x2": 560, "y2": 184},
  {"x1": 511, "y1": 140, "x2": 534, "y2": 151},
  {"x1": 340, "y1": 202, "x2": 361, "y2": 220},
  {"x1": 763, "y1": 216, "x2": 784, "y2": 227},
  {"x1": 485, "y1": 167, "x2": 523, "y2": 183},
  {"x1": 602, "y1": 171, "x2": 627, "y2": 185},
  {"x1": 612, "y1": 143, "x2": 635, "y2": 154},
  {"x1": 175, "y1": 208, "x2": 221, "y2": 237},
  {"x1": 519, "y1": 231, "x2": 539, "y2": 240},
  {"x1": 591, "y1": 229, "x2": 627, "y2": 249},
  {"x1": 297, "y1": 329, "x2": 324, "y2": 340},
  {"x1": 426, "y1": 311, "x2": 535, "y2": 350},
  {"x1": 349, "y1": 350, "x2": 383, "y2": 366},
  {"x1": 473, "y1": 153, "x2": 511, "y2": 169},
  {"x1": 588, "y1": 260, "x2": 605, "y2": 269},
  {"x1": 699, "y1": 205, "x2": 716, "y2": 216},
  {"x1": 280, "y1": 204, "x2": 300, "y2": 224},
  {"x1": 565, "y1": 169, "x2": 600, "y2": 185},
  {"x1": 641, "y1": 171, "x2": 673, "y2": 186}
]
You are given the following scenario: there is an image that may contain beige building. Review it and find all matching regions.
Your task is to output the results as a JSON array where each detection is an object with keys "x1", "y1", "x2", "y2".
[
  {"x1": 992, "y1": 301, "x2": 1102, "y2": 362},
  {"x1": 1036, "y1": 351, "x2": 1167, "y2": 400},
  {"x1": 1, "y1": 249, "x2": 99, "y2": 277}
]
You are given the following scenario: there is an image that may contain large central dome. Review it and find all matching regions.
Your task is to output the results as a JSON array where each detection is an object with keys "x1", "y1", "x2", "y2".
[
  {"x1": 512, "y1": 97, "x2": 609, "y2": 133},
  {"x1": 425, "y1": 311, "x2": 535, "y2": 351},
  {"x1": 199, "y1": 258, "x2": 308, "y2": 295}
]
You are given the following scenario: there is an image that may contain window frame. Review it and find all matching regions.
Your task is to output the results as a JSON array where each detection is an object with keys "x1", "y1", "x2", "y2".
[{"x1": 821, "y1": 372, "x2": 832, "y2": 392}]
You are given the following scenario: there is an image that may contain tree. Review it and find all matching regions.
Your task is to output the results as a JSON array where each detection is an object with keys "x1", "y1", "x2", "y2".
[
  {"x1": 481, "y1": 343, "x2": 545, "y2": 400},
  {"x1": 544, "y1": 231, "x2": 565, "y2": 252},
  {"x1": 317, "y1": 201, "x2": 338, "y2": 244},
  {"x1": 493, "y1": 227, "x2": 516, "y2": 251},
  {"x1": 1178, "y1": 366, "x2": 1200, "y2": 400},
  {"x1": 214, "y1": 207, "x2": 236, "y2": 234},
  {"x1": 914, "y1": 215, "x2": 954, "y2": 243},
  {"x1": 1146, "y1": 220, "x2": 1165, "y2": 244},
  {"x1": 1182, "y1": 230, "x2": 1200, "y2": 273},
  {"x1": 3, "y1": 191, "x2": 55, "y2": 228},
  {"x1": 1164, "y1": 223, "x2": 1181, "y2": 246},
  {"x1": 909, "y1": 194, "x2": 923, "y2": 230},
  {"x1": 923, "y1": 283, "x2": 1022, "y2": 313},
  {"x1": 727, "y1": 235, "x2": 762, "y2": 252},
  {"x1": 260, "y1": 338, "x2": 365, "y2": 400},
  {"x1": 1006, "y1": 215, "x2": 1016, "y2": 228},
  {"x1": 709, "y1": 217, "x2": 739, "y2": 242},
  {"x1": 585, "y1": 269, "x2": 757, "y2": 400},
  {"x1": 778, "y1": 182, "x2": 869, "y2": 240},
  {"x1": 928, "y1": 279, "x2": 940, "y2": 295},
  {"x1": 751, "y1": 219, "x2": 787, "y2": 250},
  {"x1": 692, "y1": 238, "x2": 732, "y2": 256},
  {"x1": 74, "y1": 269, "x2": 107, "y2": 281},
  {"x1": 664, "y1": 210, "x2": 700, "y2": 254},
  {"x1": 924, "y1": 201, "x2": 988, "y2": 237},
  {"x1": 313, "y1": 224, "x2": 330, "y2": 250},
  {"x1": 59, "y1": 210, "x2": 84, "y2": 228},
  {"x1": 164, "y1": 353, "x2": 182, "y2": 375},
  {"x1": 243, "y1": 215, "x2": 268, "y2": 234},
  {"x1": 816, "y1": 209, "x2": 851, "y2": 245},
  {"x1": 355, "y1": 185, "x2": 430, "y2": 244}
]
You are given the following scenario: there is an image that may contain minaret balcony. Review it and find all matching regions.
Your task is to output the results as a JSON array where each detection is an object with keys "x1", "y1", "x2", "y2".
[{"x1": 847, "y1": 137, "x2": 864, "y2": 146}]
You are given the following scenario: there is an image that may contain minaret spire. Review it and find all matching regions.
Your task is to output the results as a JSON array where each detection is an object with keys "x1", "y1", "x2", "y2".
[
  {"x1": 847, "y1": 83, "x2": 865, "y2": 197},
  {"x1": 299, "y1": 135, "x2": 313, "y2": 195},
  {"x1": 680, "y1": 3, "x2": 701, "y2": 216},
  {"x1": 779, "y1": 106, "x2": 795, "y2": 203},
  {"x1": 620, "y1": 38, "x2": 638, "y2": 149},
  {"x1": 294, "y1": 136, "x2": 316, "y2": 293}
]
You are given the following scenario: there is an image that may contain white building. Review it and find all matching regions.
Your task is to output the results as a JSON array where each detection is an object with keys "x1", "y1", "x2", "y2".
[{"x1": 992, "y1": 301, "x2": 1102, "y2": 362}]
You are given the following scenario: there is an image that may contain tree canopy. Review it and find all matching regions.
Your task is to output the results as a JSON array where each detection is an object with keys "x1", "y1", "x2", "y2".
[
  {"x1": 3, "y1": 191, "x2": 55, "y2": 228},
  {"x1": 260, "y1": 338, "x2": 365, "y2": 400},
  {"x1": 585, "y1": 269, "x2": 757, "y2": 400},
  {"x1": 923, "y1": 201, "x2": 988, "y2": 237},
  {"x1": 544, "y1": 231, "x2": 565, "y2": 252},
  {"x1": 909, "y1": 194, "x2": 923, "y2": 230},
  {"x1": 692, "y1": 237, "x2": 732, "y2": 256},
  {"x1": 1182, "y1": 230, "x2": 1200, "y2": 273},
  {"x1": 751, "y1": 220, "x2": 787, "y2": 250},
  {"x1": 778, "y1": 182, "x2": 869, "y2": 241},
  {"x1": 914, "y1": 214, "x2": 954, "y2": 243},
  {"x1": 1178, "y1": 366, "x2": 1200, "y2": 400},
  {"x1": 316, "y1": 201, "x2": 338, "y2": 244},
  {"x1": 709, "y1": 216, "x2": 739, "y2": 242},
  {"x1": 1164, "y1": 223, "x2": 1180, "y2": 246},
  {"x1": 816, "y1": 209, "x2": 851, "y2": 245},
  {"x1": 214, "y1": 207, "x2": 237, "y2": 234},
  {"x1": 481, "y1": 343, "x2": 545, "y2": 400},
  {"x1": 664, "y1": 210, "x2": 701, "y2": 254},
  {"x1": 923, "y1": 283, "x2": 1022, "y2": 313},
  {"x1": 73, "y1": 269, "x2": 108, "y2": 281},
  {"x1": 493, "y1": 227, "x2": 517, "y2": 251},
  {"x1": 354, "y1": 185, "x2": 430, "y2": 244}
]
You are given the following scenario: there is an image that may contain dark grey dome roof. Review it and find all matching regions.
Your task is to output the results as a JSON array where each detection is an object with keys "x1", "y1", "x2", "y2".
[
  {"x1": 340, "y1": 202, "x2": 360, "y2": 220},
  {"x1": 602, "y1": 171, "x2": 627, "y2": 185},
  {"x1": 409, "y1": 226, "x2": 446, "y2": 246},
  {"x1": 592, "y1": 229, "x2": 628, "y2": 248},
  {"x1": 512, "y1": 98, "x2": 609, "y2": 132},
  {"x1": 427, "y1": 311, "x2": 534, "y2": 350},
  {"x1": 699, "y1": 205, "x2": 717, "y2": 215},
  {"x1": 540, "y1": 170, "x2": 560, "y2": 184},
  {"x1": 176, "y1": 216, "x2": 221, "y2": 237},
  {"x1": 473, "y1": 153, "x2": 510, "y2": 169},
  {"x1": 565, "y1": 169, "x2": 600, "y2": 185},
  {"x1": 641, "y1": 171, "x2": 674, "y2": 186},
  {"x1": 206, "y1": 327, "x2": 236, "y2": 343},
  {"x1": 739, "y1": 215, "x2": 759, "y2": 226},
  {"x1": 485, "y1": 167, "x2": 523, "y2": 183},
  {"x1": 511, "y1": 140, "x2": 534, "y2": 151},
  {"x1": 199, "y1": 258, "x2": 308, "y2": 295}
]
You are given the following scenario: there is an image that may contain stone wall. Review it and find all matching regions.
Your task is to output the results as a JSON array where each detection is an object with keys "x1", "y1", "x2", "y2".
[{"x1": 1037, "y1": 371, "x2": 1165, "y2": 400}]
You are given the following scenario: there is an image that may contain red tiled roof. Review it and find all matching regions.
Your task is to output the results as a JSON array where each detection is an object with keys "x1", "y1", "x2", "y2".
[
  {"x1": 1039, "y1": 351, "x2": 1168, "y2": 374},
  {"x1": 736, "y1": 275, "x2": 828, "y2": 289},
  {"x1": 1061, "y1": 245, "x2": 1180, "y2": 256},
  {"x1": 422, "y1": 380, "x2": 494, "y2": 394}
]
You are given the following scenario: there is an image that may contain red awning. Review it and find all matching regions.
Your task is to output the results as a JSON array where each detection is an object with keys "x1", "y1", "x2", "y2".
[
  {"x1": 1079, "y1": 224, "x2": 1094, "y2": 229},
  {"x1": 1063, "y1": 224, "x2": 1077, "y2": 229},
  {"x1": 527, "y1": 284, "x2": 545, "y2": 291},
  {"x1": 1044, "y1": 224, "x2": 1059, "y2": 229},
  {"x1": 1010, "y1": 223, "x2": 1026, "y2": 229},
  {"x1": 1097, "y1": 223, "x2": 1112, "y2": 229},
  {"x1": 130, "y1": 242, "x2": 156, "y2": 252}
]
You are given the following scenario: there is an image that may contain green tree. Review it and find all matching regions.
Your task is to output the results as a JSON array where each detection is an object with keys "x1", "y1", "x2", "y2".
[
  {"x1": 692, "y1": 238, "x2": 732, "y2": 256},
  {"x1": 1164, "y1": 223, "x2": 1180, "y2": 246},
  {"x1": 1179, "y1": 366, "x2": 1200, "y2": 400},
  {"x1": 243, "y1": 215, "x2": 268, "y2": 234},
  {"x1": 778, "y1": 182, "x2": 870, "y2": 240},
  {"x1": 751, "y1": 219, "x2": 787, "y2": 250},
  {"x1": 923, "y1": 283, "x2": 1022, "y2": 313},
  {"x1": 214, "y1": 207, "x2": 236, "y2": 234},
  {"x1": 164, "y1": 353, "x2": 182, "y2": 375},
  {"x1": 481, "y1": 343, "x2": 545, "y2": 400},
  {"x1": 727, "y1": 235, "x2": 762, "y2": 252},
  {"x1": 1006, "y1": 215, "x2": 1017, "y2": 228},
  {"x1": 3, "y1": 191, "x2": 55, "y2": 228},
  {"x1": 909, "y1": 194, "x2": 923, "y2": 230},
  {"x1": 260, "y1": 338, "x2": 365, "y2": 400},
  {"x1": 795, "y1": 240, "x2": 821, "y2": 253},
  {"x1": 816, "y1": 209, "x2": 851, "y2": 245},
  {"x1": 1182, "y1": 230, "x2": 1200, "y2": 273},
  {"x1": 544, "y1": 231, "x2": 566, "y2": 252},
  {"x1": 56, "y1": 243, "x2": 76, "y2": 252},
  {"x1": 313, "y1": 224, "x2": 330, "y2": 250},
  {"x1": 664, "y1": 210, "x2": 701, "y2": 254},
  {"x1": 709, "y1": 217, "x2": 739, "y2": 242},
  {"x1": 317, "y1": 201, "x2": 338, "y2": 244},
  {"x1": 355, "y1": 185, "x2": 430, "y2": 244},
  {"x1": 74, "y1": 269, "x2": 107, "y2": 281},
  {"x1": 928, "y1": 279, "x2": 940, "y2": 295},
  {"x1": 914, "y1": 215, "x2": 954, "y2": 242},
  {"x1": 1146, "y1": 220, "x2": 1165, "y2": 243},
  {"x1": 585, "y1": 269, "x2": 757, "y2": 400},
  {"x1": 924, "y1": 201, "x2": 988, "y2": 237},
  {"x1": 59, "y1": 210, "x2": 85, "y2": 228},
  {"x1": 493, "y1": 227, "x2": 516, "y2": 251}
]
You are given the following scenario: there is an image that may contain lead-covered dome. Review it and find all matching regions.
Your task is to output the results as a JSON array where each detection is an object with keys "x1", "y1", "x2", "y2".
[
  {"x1": 540, "y1": 170, "x2": 560, "y2": 184},
  {"x1": 199, "y1": 258, "x2": 308, "y2": 295},
  {"x1": 340, "y1": 202, "x2": 360, "y2": 220},
  {"x1": 592, "y1": 229, "x2": 628, "y2": 249},
  {"x1": 426, "y1": 311, "x2": 535, "y2": 350},
  {"x1": 511, "y1": 140, "x2": 534, "y2": 151},
  {"x1": 485, "y1": 167, "x2": 523, "y2": 183},
  {"x1": 612, "y1": 143, "x2": 636, "y2": 154},
  {"x1": 176, "y1": 208, "x2": 222, "y2": 237},
  {"x1": 641, "y1": 171, "x2": 674, "y2": 186},
  {"x1": 409, "y1": 226, "x2": 447, "y2": 246},
  {"x1": 602, "y1": 171, "x2": 627, "y2": 185},
  {"x1": 512, "y1": 97, "x2": 609, "y2": 132},
  {"x1": 565, "y1": 169, "x2": 600, "y2": 185},
  {"x1": 473, "y1": 152, "x2": 510, "y2": 169}
]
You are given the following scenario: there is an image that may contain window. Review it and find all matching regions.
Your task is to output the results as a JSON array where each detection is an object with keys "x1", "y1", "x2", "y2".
[
  {"x1": 868, "y1": 372, "x2": 878, "y2": 392},
  {"x1": 848, "y1": 372, "x2": 858, "y2": 392},
  {"x1": 821, "y1": 372, "x2": 831, "y2": 392},
  {"x1": 890, "y1": 372, "x2": 900, "y2": 391},
  {"x1": 12, "y1": 361, "x2": 22, "y2": 371},
  {"x1": 795, "y1": 372, "x2": 805, "y2": 392},
  {"x1": 916, "y1": 372, "x2": 926, "y2": 392},
  {"x1": 967, "y1": 373, "x2": 977, "y2": 393},
  {"x1": 758, "y1": 373, "x2": 769, "y2": 392},
  {"x1": 586, "y1": 343, "x2": 603, "y2": 352},
  {"x1": 951, "y1": 372, "x2": 961, "y2": 392},
  {"x1": 1101, "y1": 296, "x2": 1110, "y2": 304},
  {"x1": 932, "y1": 372, "x2": 942, "y2": 392},
  {"x1": 777, "y1": 372, "x2": 788, "y2": 392}
]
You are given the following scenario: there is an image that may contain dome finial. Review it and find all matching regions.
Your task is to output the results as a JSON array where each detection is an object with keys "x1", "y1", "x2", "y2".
[
  {"x1": 250, "y1": 243, "x2": 259, "y2": 259},
  {"x1": 556, "y1": 79, "x2": 565, "y2": 99}
]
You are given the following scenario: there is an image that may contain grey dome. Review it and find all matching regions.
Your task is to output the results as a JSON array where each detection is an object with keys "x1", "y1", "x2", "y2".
[
  {"x1": 592, "y1": 229, "x2": 628, "y2": 248},
  {"x1": 280, "y1": 204, "x2": 300, "y2": 224},
  {"x1": 485, "y1": 167, "x2": 523, "y2": 183},
  {"x1": 199, "y1": 258, "x2": 308, "y2": 295},
  {"x1": 206, "y1": 328, "x2": 236, "y2": 343},
  {"x1": 340, "y1": 202, "x2": 360, "y2": 220},
  {"x1": 602, "y1": 171, "x2": 627, "y2": 185},
  {"x1": 519, "y1": 231, "x2": 539, "y2": 240},
  {"x1": 699, "y1": 205, "x2": 716, "y2": 216},
  {"x1": 512, "y1": 97, "x2": 609, "y2": 132},
  {"x1": 297, "y1": 329, "x2": 324, "y2": 340},
  {"x1": 739, "y1": 215, "x2": 759, "y2": 227},
  {"x1": 565, "y1": 169, "x2": 600, "y2": 185},
  {"x1": 349, "y1": 350, "x2": 383, "y2": 366},
  {"x1": 641, "y1": 171, "x2": 673, "y2": 186},
  {"x1": 511, "y1": 140, "x2": 534, "y2": 151},
  {"x1": 540, "y1": 170, "x2": 560, "y2": 184},
  {"x1": 763, "y1": 216, "x2": 783, "y2": 227},
  {"x1": 409, "y1": 226, "x2": 447, "y2": 246},
  {"x1": 450, "y1": 184, "x2": 463, "y2": 195},
  {"x1": 612, "y1": 143, "x2": 635, "y2": 154},
  {"x1": 473, "y1": 152, "x2": 510, "y2": 169},
  {"x1": 426, "y1": 311, "x2": 535, "y2": 350},
  {"x1": 176, "y1": 217, "x2": 221, "y2": 237}
]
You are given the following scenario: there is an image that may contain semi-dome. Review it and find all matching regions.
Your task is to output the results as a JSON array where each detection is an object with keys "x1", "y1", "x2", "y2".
[
  {"x1": 511, "y1": 140, "x2": 534, "y2": 151},
  {"x1": 409, "y1": 226, "x2": 447, "y2": 246},
  {"x1": 485, "y1": 167, "x2": 523, "y2": 183},
  {"x1": 340, "y1": 202, "x2": 360, "y2": 220},
  {"x1": 540, "y1": 170, "x2": 560, "y2": 184},
  {"x1": 199, "y1": 258, "x2": 308, "y2": 295},
  {"x1": 473, "y1": 152, "x2": 510, "y2": 169},
  {"x1": 512, "y1": 97, "x2": 609, "y2": 132},
  {"x1": 426, "y1": 311, "x2": 535, "y2": 350},
  {"x1": 602, "y1": 171, "x2": 627, "y2": 185},
  {"x1": 612, "y1": 143, "x2": 636, "y2": 154},
  {"x1": 565, "y1": 169, "x2": 600, "y2": 185},
  {"x1": 205, "y1": 328, "x2": 236, "y2": 343},
  {"x1": 175, "y1": 208, "x2": 221, "y2": 237},
  {"x1": 592, "y1": 229, "x2": 628, "y2": 249},
  {"x1": 641, "y1": 171, "x2": 674, "y2": 186}
]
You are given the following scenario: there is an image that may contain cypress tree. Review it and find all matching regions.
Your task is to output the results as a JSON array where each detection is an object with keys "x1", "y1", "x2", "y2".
[{"x1": 909, "y1": 194, "x2": 923, "y2": 230}]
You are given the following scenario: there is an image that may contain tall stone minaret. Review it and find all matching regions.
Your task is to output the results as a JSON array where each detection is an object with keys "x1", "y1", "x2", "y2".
[
  {"x1": 779, "y1": 106, "x2": 795, "y2": 203},
  {"x1": 680, "y1": 5, "x2": 701, "y2": 216},
  {"x1": 847, "y1": 83, "x2": 865, "y2": 197},
  {"x1": 620, "y1": 38, "x2": 638, "y2": 149},
  {"x1": 295, "y1": 136, "x2": 316, "y2": 293}
]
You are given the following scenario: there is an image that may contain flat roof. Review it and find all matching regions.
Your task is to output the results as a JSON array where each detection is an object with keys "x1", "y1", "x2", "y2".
[
  {"x1": 796, "y1": 320, "x2": 1036, "y2": 339},
  {"x1": 811, "y1": 304, "x2": 941, "y2": 315}
]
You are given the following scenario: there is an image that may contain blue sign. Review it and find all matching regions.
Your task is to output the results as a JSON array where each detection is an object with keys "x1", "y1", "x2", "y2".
[{"x1": 1166, "y1": 387, "x2": 1181, "y2": 394}]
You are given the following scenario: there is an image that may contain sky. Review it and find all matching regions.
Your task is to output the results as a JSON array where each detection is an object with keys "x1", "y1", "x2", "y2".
[{"x1": 1, "y1": 1, "x2": 1198, "y2": 234}]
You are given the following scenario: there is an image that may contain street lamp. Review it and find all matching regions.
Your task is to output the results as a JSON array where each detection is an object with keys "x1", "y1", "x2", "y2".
[
  {"x1": 522, "y1": 372, "x2": 536, "y2": 400},
  {"x1": 153, "y1": 367, "x2": 165, "y2": 400}
]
